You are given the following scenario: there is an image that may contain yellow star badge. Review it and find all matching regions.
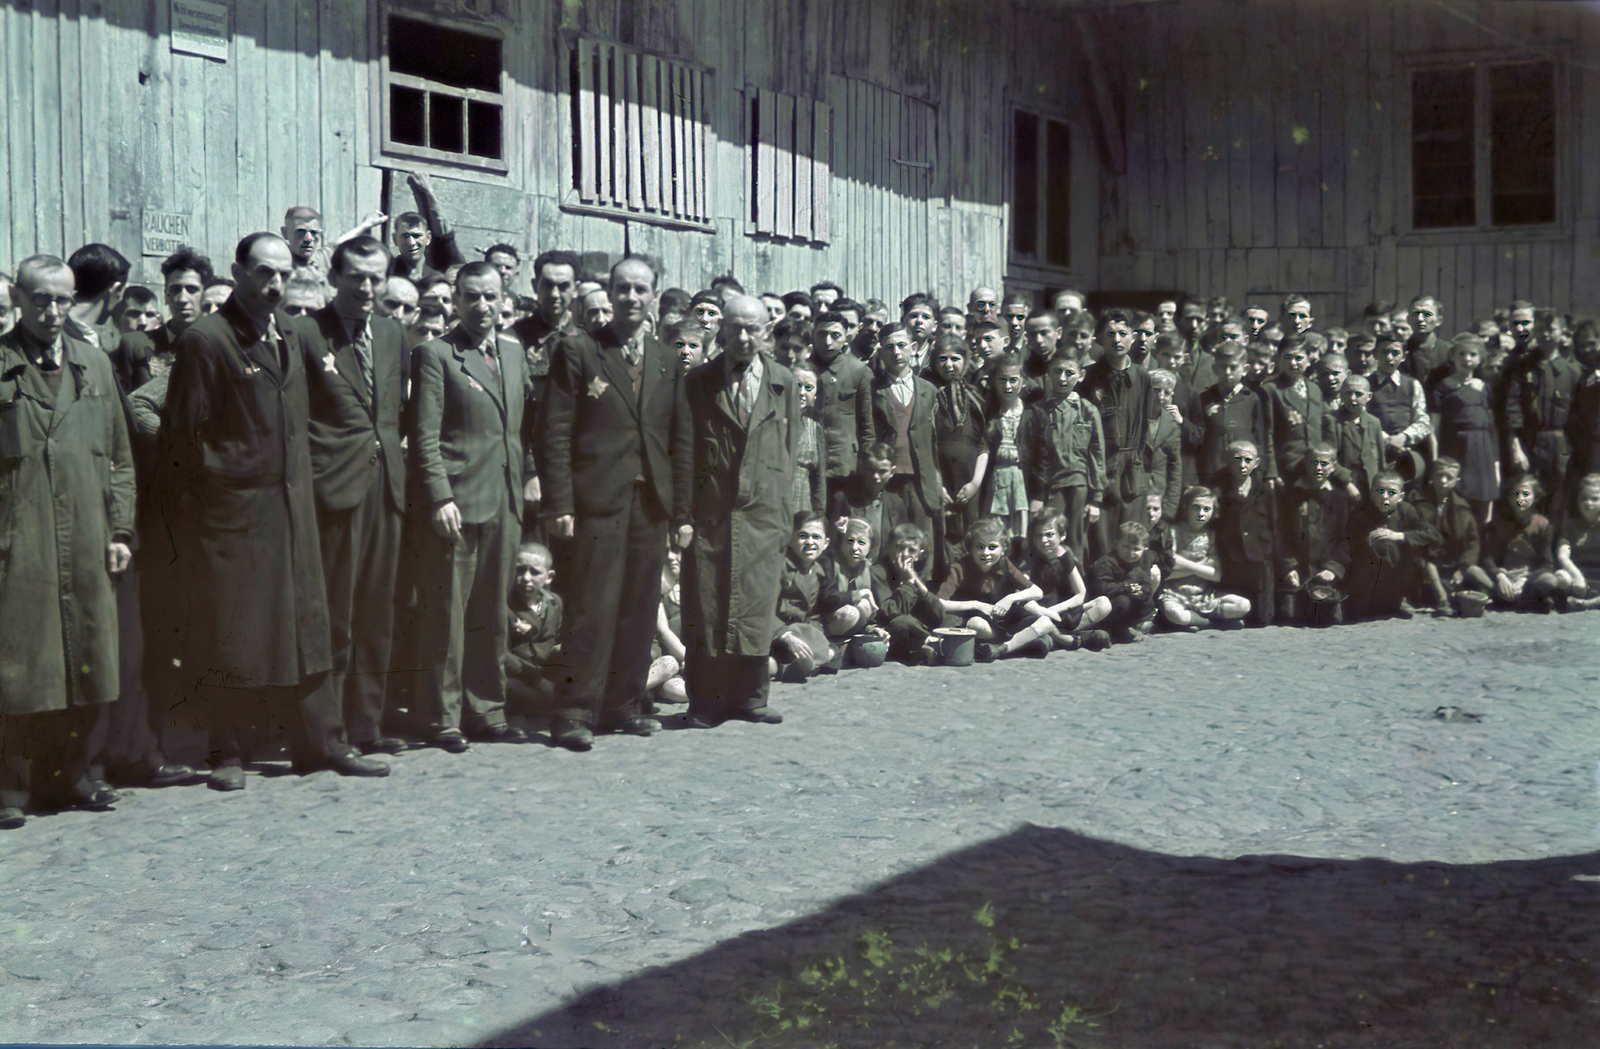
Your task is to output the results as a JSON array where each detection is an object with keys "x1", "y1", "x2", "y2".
[
  {"x1": 587, "y1": 375, "x2": 610, "y2": 399},
  {"x1": 322, "y1": 352, "x2": 339, "y2": 373}
]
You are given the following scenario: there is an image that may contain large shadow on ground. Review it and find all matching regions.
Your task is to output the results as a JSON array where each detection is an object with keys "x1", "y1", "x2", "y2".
[{"x1": 480, "y1": 825, "x2": 1600, "y2": 1048}]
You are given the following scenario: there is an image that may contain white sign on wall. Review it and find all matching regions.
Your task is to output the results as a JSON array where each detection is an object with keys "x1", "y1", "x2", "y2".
[
  {"x1": 142, "y1": 210, "x2": 193, "y2": 257},
  {"x1": 171, "y1": 0, "x2": 230, "y2": 62}
]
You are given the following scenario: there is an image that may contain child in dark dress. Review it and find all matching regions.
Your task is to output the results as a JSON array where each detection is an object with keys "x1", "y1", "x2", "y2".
[
  {"x1": 505, "y1": 542, "x2": 564, "y2": 718},
  {"x1": 1026, "y1": 512, "x2": 1111, "y2": 649},
  {"x1": 929, "y1": 335, "x2": 990, "y2": 570},
  {"x1": 937, "y1": 518, "x2": 1051, "y2": 661},
  {"x1": 1214, "y1": 439, "x2": 1279, "y2": 626},
  {"x1": 1429, "y1": 334, "x2": 1500, "y2": 528},
  {"x1": 1484, "y1": 475, "x2": 1564, "y2": 611},
  {"x1": 1556, "y1": 473, "x2": 1600, "y2": 609}
]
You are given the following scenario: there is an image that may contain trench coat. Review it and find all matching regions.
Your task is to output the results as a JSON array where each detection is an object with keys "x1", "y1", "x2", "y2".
[
  {"x1": 0, "y1": 329, "x2": 135, "y2": 713},
  {"x1": 158, "y1": 298, "x2": 332, "y2": 686},
  {"x1": 682, "y1": 353, "x2": 800, "y2": 657}
]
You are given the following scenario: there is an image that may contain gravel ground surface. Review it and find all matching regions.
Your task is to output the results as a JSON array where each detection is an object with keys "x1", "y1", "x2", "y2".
[{"x1": 2, "y1": 612, "x2": 1598, "y2": 1047}]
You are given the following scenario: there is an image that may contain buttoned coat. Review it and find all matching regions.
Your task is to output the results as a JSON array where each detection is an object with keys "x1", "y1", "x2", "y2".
[
  {"x1": 297, "y1": 305, "x2": 407, "y2": 514},
  {"x1": 682, "y1": 354, "x2": 800, "y2": 657},
  {"x1": 158, "y1": 298, "x2": 331, "y2": 686},
  {"x1": 539, "y1": 326, "x2": 691, "y2": 525},
  {"x1": 0, "y1": 329, "x2": 135, "y2": 714},
  {"x1": 410, "y1": 326, "x2": 535, "y2": 525},
  {"x1": 870, "y1": 372, "x2": 944, "y2": 515}
]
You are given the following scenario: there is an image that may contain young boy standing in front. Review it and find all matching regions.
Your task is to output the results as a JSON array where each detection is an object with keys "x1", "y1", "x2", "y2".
[
  {"x1": 1343, "y1": 469, "x2": 1441, "y2": 621},
  {"x1": 1186, "y1": 345, "x2": 1274, "y2": 487},
  {"x1": 1019, "y1": 350, "x2": 1105, "y2": 563}
]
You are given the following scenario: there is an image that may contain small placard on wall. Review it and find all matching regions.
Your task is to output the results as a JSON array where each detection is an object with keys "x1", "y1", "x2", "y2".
[
  {"x1": 142, "y1": 210, "x2": 193, "y2": 257},
  {"x1": 171, "y1": 0, "x2": 230, "y2": 61}
]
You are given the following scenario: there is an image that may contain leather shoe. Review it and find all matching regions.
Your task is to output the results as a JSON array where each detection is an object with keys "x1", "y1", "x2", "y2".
[
  {"x1": 356, "y1": 737, "x2": 407, "y2": 756},
  {"x1": 73, "y1": 781, "x2": 120, "y2": 810},
  {"x1": 730, "y1": 706, "x2": 784, "y2": 724},
  {"x1": 0, "y1": 807, "x2": 23, "y2": 830},
  {"x1": 207, "y1": 765, "x2": 246, "y2": 791},
  {"x1": 680, "y1": 712, "x2": 721, "y2": 729},
  {"x1": 550, "y1": 718, "x2": 593, "y2": 751},
  {"x1": 465, "y1": 724, "x2": 528, "y2": 744},
  {"x1": 603, "y1": 715, "x2": 660, "y2": 736},
  {"x1": 429, "y1": 729, "x2": 470, "y2": 753},
  {"x1": 147, "y1": 764, "x2": 200, "y2": 787},
  {"x1": 325, "y1": 748, "x2": 391, "y2": 777}
]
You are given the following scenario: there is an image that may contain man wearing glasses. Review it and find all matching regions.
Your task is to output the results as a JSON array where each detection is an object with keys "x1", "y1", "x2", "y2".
[
  {"x1": 967, "y1": 286, "x2": 1000, "y2": 329},
  {"x1": 280, "y1": 205, "x2": 386, "y2": 280}
]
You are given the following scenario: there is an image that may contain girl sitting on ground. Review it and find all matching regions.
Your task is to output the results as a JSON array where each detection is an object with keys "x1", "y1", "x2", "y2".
[
  {"x1": 1025, "y1": 512, "x2": 1111, "y2": 650},
  {"x1": 872, "y1": 523, "x2": 947, "y2": 664},
  {"x1": 771, "y1": 512, "x2": 838, "y2": 682},
  {"x1": 936, "y1": 517, "x2": 1052, "y2": 662},
  {"x1": 1157, "y1": 485, "x2": 1251, "y2": 630}
]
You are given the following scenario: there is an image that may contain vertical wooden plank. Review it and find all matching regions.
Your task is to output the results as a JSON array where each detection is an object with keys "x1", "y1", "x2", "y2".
[
  {"x1": 1180, "y1": 52, "x2": 1206, "y2": 252},
  {"x1": 624, "y1": 51, "x2": 642, "y2": 210},
  {"x1": 1204, "y1": 52, "x2": 1228, "y2": 249},
  {"x1": 0, "y1": 6, "x2": 13, "y2": 265},
  {"x1": 1320, "y1": 48, "x2": 1345, "y2": 252},
  {"x1": 1248, "y1": 40, "x2": 1275, "y2": 250},
  {"x1": 640, "y1": 55, "x2": 659, "y2": 213},
  {"x1": 1451, "y1": 245, "x2": 1474, "y2": 329},
  {"x1": 1418, "y1": 246, "x2": 1440, "y2": 306},
  {"x1": 775, "y1": 91, "x2": 795, "y2": 238},
  {"x1": 794, "y1": 98, "x2": 814, "y2": 241},
  {"x1": 598, "y1": 44, "x2": 615, "y2": 206},
  {"x1": 1272, "y1": 28, "x2": 1299, "y2": 251},
  {"x1": 610, "y1": 45, "x2": 627, "y2": 208},
  {"x1": 30, "y1": 0, "x2": 64, "y2": 255},
  {"x1": 1344, "y1": 6, "x2": 1370, "y2": 249},
  {"x1": 755, "y1": 88, "x2": 775, "y2": 232},
  {"x1": 319, "y1": 0, "x2": 353, "y2": 237},
  {"x1": 1296, "y1": 85, "x2": 1323, "y2": 249},
  {"x1": 1394, "y1": 245, "x2": 1420, "y2": 308},
  {"x1": 173, "y1": 52, "x2": 209, "y2": 248},
  {"x1": 1369, "y1": 6, "x2": 1396, "y2": 238},
  {"x1": 204, "y1": 36, "x2": 239, "y2": 262},
  {"x1": 293, "y1": 0, "x2": 320, "y2": 221},
  {"x1": 577, "y1": 39, "x2": 598, "y2": 202},
  {"x1": 1549, "y1": 240, "x2": 1572, "y2": 314},
  {"x1": 696, "y1": 69, "x2": 709, "y2": 222},
  {"x1": 1223, "y1": 36, "x2": 1250, "y2": 250},
  {"x1": 1225, "y1": 248, "x2": 1248, "y2": 310},
  {"x1": 1471, "y1": 243, "x2": 1496, "y2": 328},
  {"x1": 672, "y1": 63, "x2": 687, "y2": 218},
  {"x1": 264, "y1": 0, "x2": 298, "y2": 237},
  {"x1": 1531, "y1": 240, "x2": 1554, "y2": 312},
  {"x1": 666, "y1": 61, "x2": 683, "y2": 217},
  {"x1": 232, "y1": 0, "x2": 267, "y2": 252},
  {"x1": 1512, "y1": 241, "x2": 1533, "y2": 304},
  {"x1": 57, "y1": 0, "x2": 85, "y2": 251},
  {"x1": 813, "y1": 99, "x2": 831, "y2": 242}
]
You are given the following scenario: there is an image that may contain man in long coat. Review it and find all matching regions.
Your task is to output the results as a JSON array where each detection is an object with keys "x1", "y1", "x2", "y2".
[
  {"x1": 161, "y1": 233, "x2": 389, "y2": 789},
  {"x1": 0, "y1": 256, "x2": 133, "y2": 826},
  {"x1": 540, "y1": 257, "x2": 693, "y2": 750},
  {"x1": 681, "y1": 294, "x2": 800, "y2": 727}
]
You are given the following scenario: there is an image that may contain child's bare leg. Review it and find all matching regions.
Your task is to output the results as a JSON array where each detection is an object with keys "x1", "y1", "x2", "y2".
[
  {"x1": 1211, "y1": 595, "x2": 1250, "y2": 620},
  {"x1": 1001, "y1": 616, "x2": 1052, "y2": 653},
  {"x1": 659, "y1": 676, "x2": 688, "y2": 702},
  {"x1": 966, "y1": 616, "x2": 997, "y2": 640},
  {"x1": 1424, "y1": 563, "x2": 1450, "y2": 606},
  {"x1": 647, "y1": 655, "x2": 680, "y2": 691},
  {"x1": 1463, "y1": 565, "x2": 1494, "y2": 591},
  {"x1": 1159, "y1": 597, "x2": 1195, "y2": 626},
  {"x1": 1076, "y1": 596, "x2": 1112, "y2": 629},
  {"x1": 828, "y1": 606, "x2": 863, "y2": 637}
]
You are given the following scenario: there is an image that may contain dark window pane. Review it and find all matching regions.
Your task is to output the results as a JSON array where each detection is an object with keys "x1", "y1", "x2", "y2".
[
  {"x1": 390, "y1": 85, "x2": 425, "y2": 147},
  {"x1": 1013, "y1": 110, "x2": 1039, "y2": 257},
  {"x1": 1412, "y1": 67, "x2": 1475, "y2": 228},
  {"x1": 749, "y1": 96, "x2": 761, "y2": 224},
  {"x1": 389, "y1": 15, "x2": 500, "y2": 93},
  {"x1": 430, "y1": 94, "x2": 464, "y2": 154},
  {"x1": 1044, "y1": 118, "x2": 1071, "y2": 267},
  {"x1": 468, "y1": 101, "x2": 502, "y2": 159},
  {"x1": 1491, "y1": 61, "x2": 1556, "y2": 226}
]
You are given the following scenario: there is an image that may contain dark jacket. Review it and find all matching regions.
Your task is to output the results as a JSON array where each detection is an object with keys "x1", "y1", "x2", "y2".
[
  {"x1": 159, "y1": 298, "x2": 331, "y2": 686},
  {"x1": 539, "y1": 326, "x2": 691, "y2": 525},
  {"x1": 1186, "y1": 383, "x2": 1275, "y2": 483},
  {"x1": 813, "y1": 348, "x2": 875, "y2": 479},
  {"x1": 682, "y1": 353, "x2": 800, "y2": 656},
  {"x1": 1278, "y1": 480, "x2": 1352, "y2": 582},
  {"x1": 871, "y1": 371, "x2": 944, "y2": 515},
  {"x1": 298, "y1": 305, "x2": 407, "y2": 515}
]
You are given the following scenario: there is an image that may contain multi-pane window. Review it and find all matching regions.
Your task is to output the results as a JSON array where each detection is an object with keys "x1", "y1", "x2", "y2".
[
  {"x1": 382, "y1": 14, "x2": 506, "y2": 171},
  {"x1": 569, "y1": 39, "x2": 712, "y2": 227},
  {"x1": 1012, "y1": 110, "x2": 1072, "y2": 267},
  {"x1": 1412, "y1": 60, "x2": 1556, "y2": 230}
]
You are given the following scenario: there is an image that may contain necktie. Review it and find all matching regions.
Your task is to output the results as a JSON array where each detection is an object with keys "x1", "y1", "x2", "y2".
[
  {"x1": 621, "y1": 334, "x2": 643, "y2": 368},
  {"x1": 352, "y1": 321, "x2": 373, "y2": 398},
  {"x1": 483, "y1": 340, "x2": 500, "y2": 378}
]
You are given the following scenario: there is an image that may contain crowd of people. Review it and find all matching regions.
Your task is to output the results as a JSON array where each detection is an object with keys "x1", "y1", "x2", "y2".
[{"x1": 3, "y1": 175, "x2": 1599, "y2": 830}]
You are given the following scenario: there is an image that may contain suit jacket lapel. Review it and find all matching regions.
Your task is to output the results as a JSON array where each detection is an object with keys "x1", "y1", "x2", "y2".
[
  {"x1": 637, "y1": 333, "x2": 663, "y2": 420},
  {"x1": 595, "y1": 329, "x2": 639, "y2": 420},
  {"x1": 453, "y1": 330, "x2": 506, "y2": 414},
  {"x1": 319, "y1": 312, "x2": 373, "y2": 414}
]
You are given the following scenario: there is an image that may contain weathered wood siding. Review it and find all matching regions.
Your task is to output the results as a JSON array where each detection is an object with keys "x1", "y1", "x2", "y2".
[
  {"x1": 1094, "y1": 0, "x2": 1600, "y2": 329},
  {"x1": 1, "y1": 0, "x2": 1068, "y2": 308}
]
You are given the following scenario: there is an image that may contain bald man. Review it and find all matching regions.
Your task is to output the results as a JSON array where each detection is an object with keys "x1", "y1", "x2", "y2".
[
  {"x1": 540, "y1": 256, "x2": 693, "y2": 750},
  {"x1": 680, "y1": 295, "x2": 799, "y2": 727}
]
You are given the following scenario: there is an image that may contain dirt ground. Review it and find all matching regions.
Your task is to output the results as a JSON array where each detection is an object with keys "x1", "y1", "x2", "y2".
[{"x1": 2, "y1": 611, "x2": 1598, "y2": 1047}]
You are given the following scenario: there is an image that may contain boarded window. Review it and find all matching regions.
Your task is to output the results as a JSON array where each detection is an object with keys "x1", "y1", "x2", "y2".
[
  {"x1": 1012, "y1": 111, "x2": 1071, "y2": 267},
  {"x1": 570, "y1": 40, "x2": 712, "y2": 227},
  {"x1": 1411, "y1": 60, "x2": 1557, "y2": 230},
  {"x1": 383, "y1": 14, "x2": 507, "y2": 172},
  {"x1": 750, "y1": 90, "x2": 831, "y2": 242}
]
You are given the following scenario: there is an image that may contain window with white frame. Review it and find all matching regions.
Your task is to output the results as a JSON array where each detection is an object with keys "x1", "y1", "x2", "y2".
[
  {"x1": 382, "y1": 13, "x2": 507, "y2": 172},
  {"x1": 1412, "y1": 60, "x2": 1556, "y2": 230}
]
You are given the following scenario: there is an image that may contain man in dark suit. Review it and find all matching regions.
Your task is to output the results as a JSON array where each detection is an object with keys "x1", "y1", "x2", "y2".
[
  {"x1": 297, "y1": 236, "x2": 409, "y2": 755},
  {"x1": 160, "y1": 233, "x2": 390, "y2": 789},
  {"x1": 871, "y1": 324, "x2": 944, "y2": 562},
  {"x1": 410, "y1": 262, "x2": 538, "y2": 751},
  {"x1": 540, "y1": 257, "x2": 693, "y2": 751}
]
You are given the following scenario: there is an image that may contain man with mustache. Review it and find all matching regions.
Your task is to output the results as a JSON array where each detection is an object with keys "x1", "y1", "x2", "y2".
[{"x1": 161, "y1": 233, "x2": 391, "y2": 789}]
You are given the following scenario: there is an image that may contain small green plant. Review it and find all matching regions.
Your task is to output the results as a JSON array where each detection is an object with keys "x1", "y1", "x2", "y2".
[{"x1": 693, "y1": 903, "x2": 1103, "y2": 1048}]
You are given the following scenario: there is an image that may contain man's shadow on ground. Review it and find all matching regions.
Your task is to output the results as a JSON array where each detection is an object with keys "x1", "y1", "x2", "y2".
[{"x1": 478, "y1": 824, "x2": 1600, "y2": 1048}]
